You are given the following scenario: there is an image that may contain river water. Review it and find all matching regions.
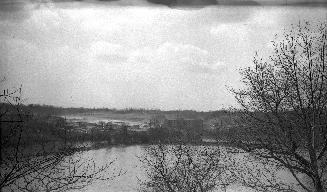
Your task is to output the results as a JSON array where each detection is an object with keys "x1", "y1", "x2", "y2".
[
  {"x1": 67, "y1": 145, "x2": 300, "y2": 192},
  {"x1": 69, "y1": 145, "x2": 147, "y2": 192}
]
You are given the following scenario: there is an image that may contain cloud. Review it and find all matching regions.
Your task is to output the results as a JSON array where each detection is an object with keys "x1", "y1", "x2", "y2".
[
  {"x1": 0, "y1": 0, "x2": 36, "y2": 22},
  {"x1": 210, "y1": 23, "x2": 249, "y2": 38},
  {"x1": 153, "y1": 42, "x2": 227, "y2": 75},
  {"x1": 82, "y1": 41, "x2": 231, "y2": 109},
  {"x1": 90, "y1": 41, "x2": 128, "y2": 63},
  {"x1": 0, "y1": 6, "x2": 90, "y2": 52},
  {"x1": 187, "y1": 61, "x2": 228, "y2": 74},
  {"x1": 1, "y1": 3, "x2": 325, "y2": 110},
  {"x1": 146, "y1": 0, "x2": 217, "y2": 7},
  {"x1": 217, "y1": 0, "x2": 260, "y2": 5},
  {"x1": 124, "y1": 42, "x2": 228, "y2": 78},
  {"x1": 0, "y1": 0, "x2": 255, "y2": 26}
]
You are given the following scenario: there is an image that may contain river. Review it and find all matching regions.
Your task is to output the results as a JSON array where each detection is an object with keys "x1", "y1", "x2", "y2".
[
  {"x1": 66, "y1": 145, "x2": 300, "y2": 192},
  {"x1": 70, "y1": 145, "x2": 147, "y2": 192}
]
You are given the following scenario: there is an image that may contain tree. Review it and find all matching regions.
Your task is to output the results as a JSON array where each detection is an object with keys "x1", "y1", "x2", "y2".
[
  {"x1": 231, "y1": 21, "x2": 327, "y2": 192},
  {"x1": 139, "y1": 144, "x2": 227, "y2": 192},
  {"x1": 0, "y1": 82, "x2": 122, "y2": 191}
]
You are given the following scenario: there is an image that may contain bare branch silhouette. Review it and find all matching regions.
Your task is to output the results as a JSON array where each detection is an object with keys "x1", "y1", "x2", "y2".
[
  {"x1": 230, "y1": 21, "x2": 327, "y2": 192},
  {"x1": 0, "y1": 81, "x2": 123, "y2": 192},
  {"x1": 139, "y1": 144, "x2": 226, "y2": 192}
]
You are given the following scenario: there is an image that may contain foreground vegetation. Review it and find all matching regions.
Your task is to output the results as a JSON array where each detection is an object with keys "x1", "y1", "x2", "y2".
[{"x1": 1, "y1": 20, "x2": 326, "y2": 192}]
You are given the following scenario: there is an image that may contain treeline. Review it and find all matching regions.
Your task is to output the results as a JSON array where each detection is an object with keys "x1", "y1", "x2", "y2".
[
  {"x1": 0, "y1": 103, "x2": 197, "y2": 147},
  {"x1": 1, "y1": 102, "x2": 245, "y2": 148},
  {"x1": 62, "y1": 123, "x2": 203, "y2": 146},
  {"x1": 1, "y1": 103, "x2": 242, "y2": 119}
]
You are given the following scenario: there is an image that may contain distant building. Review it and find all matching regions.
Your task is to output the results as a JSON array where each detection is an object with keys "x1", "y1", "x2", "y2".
[
  {"x1": 162, "y1": 118, "x2": 203, "y2": 142},
  {"x1": 163, "y1": 118, "x2": 203, "y2": 131}
]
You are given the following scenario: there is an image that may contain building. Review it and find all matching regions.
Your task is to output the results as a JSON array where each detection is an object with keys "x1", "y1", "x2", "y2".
[
  {"x1": 163, "y1": 118, "x2": 203, "y2": 131},
  {"x1": 162, "y1": 118, "x2": 204, "y2": 142}
]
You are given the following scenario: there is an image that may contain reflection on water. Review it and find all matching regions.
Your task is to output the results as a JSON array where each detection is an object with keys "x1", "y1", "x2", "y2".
[{"x1": 70, "y1": 145, "x2": 147, "y2": 192}]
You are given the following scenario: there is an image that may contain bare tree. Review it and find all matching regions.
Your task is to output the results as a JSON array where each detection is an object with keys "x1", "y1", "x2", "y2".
[
  {"x1": 225, "y1": 150, "x2": 300, "y2": 192},
  {"x1": 139, "y1": 144, "x2": 227, "y2": 192},
  {"x1": 230, "y1": 21, "x2": 327, "y2": 192},
  {"x1": 0, "y1": 83, "x2": 122, "y2": 192}
]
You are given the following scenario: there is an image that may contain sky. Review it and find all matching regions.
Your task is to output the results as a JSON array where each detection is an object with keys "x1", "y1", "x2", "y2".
[{"x1": 0, "y1": 0, "x2": 326, "y2": 111}]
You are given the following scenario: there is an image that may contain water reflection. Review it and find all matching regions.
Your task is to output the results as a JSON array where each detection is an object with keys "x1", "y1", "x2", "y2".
[{"x1": 69, "y1": 145, "x2": 147, "y2": 192}]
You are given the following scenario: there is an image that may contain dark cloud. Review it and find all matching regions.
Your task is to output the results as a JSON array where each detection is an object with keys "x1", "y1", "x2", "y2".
[
  {"x1": 146, "y1": 0, "x2": 175, "y2": 6},
  {"x1": 286, "y1": 1, "x2": 327, "y2": 6},
  {"x1": 145, "y1": 0, "x2": 261, "y2": 6},
  {"x1": 146, "y1": 0, "x2": 217, "y2": 7},
  {"x1": 0, "y1": 0, "x2": 325, "y2": 13},
  {"x1": 137, "y1": 0, "x2": 326, "y2": 6},
  {"x1": 0, "y1": 0, "x2": 324, "y2": 24},
  {"x1": 0, "y1": 0, "x2": 34, "y2": 21},
  {"x1": 0, "y1": 0, "x2": 24, "y2": 12},
  {"x1": 217, "y1": 0, "x2": 260, "y2": 5}
]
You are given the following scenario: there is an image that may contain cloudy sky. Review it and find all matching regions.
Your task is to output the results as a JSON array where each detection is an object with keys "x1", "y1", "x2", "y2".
[{"x1": 0, "y1": 0, "x2": 326, "y2": 111}]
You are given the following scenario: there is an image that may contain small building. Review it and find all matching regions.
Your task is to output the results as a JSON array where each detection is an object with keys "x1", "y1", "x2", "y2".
[
  {"x1": 163, "y1": 118, "x2": 203, "y2": 131},
  {"x1": 162, "y1": 118, "x2": 203, "y2": 142}
]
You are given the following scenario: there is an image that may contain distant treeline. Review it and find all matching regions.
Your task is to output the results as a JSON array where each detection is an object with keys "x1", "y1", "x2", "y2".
[
  {"x1": 1, "y1": 102, "x2": 251, "y2": 148},
  {"x1": 0, "y1": 102, "x2": 243, "y2": 119},
  {"x1": 4, "y1": 102, "x2": 308, "y2": 147}
]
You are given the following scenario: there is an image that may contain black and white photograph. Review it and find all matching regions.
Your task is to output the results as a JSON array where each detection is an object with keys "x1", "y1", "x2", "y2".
[{"x1": 0, "y1": 0, "x2": 326, "y2": 191}]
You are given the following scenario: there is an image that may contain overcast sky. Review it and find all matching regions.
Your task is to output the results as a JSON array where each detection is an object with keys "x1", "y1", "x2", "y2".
[{"x1": 0, "y1": 0, "x2": 326, "y2": 111}]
